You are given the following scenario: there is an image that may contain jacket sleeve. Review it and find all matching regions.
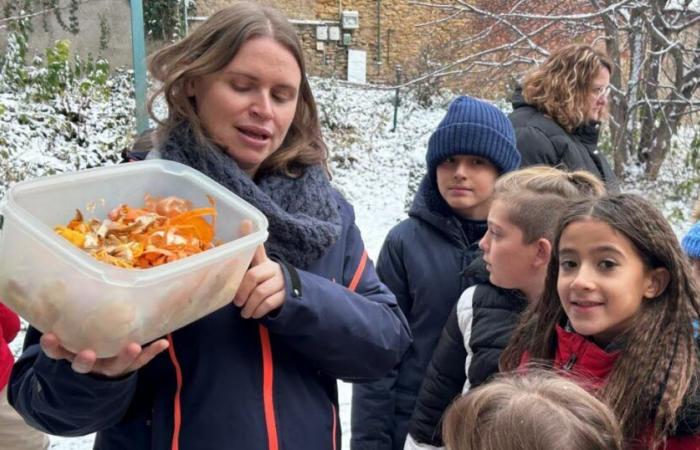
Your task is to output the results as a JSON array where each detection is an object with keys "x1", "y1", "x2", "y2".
[
  {"x1": 261, "y1": 205, "x2": 411, "y2": 381},
  {"x1": 350, "y1": 227, "x2": 410, "y2": 449},
  {"x1": 408, "y1": 289, "x2": 472, "y2": 447},
  {"x1": 0, "y1": 302, "x2": 20, "y2": 344},
  {"x1": 514, "y1": 126, "x2": 561, "y2": 169},
  {"x1": 8, "y1": 326, "x2": 139, "y2": 436}
]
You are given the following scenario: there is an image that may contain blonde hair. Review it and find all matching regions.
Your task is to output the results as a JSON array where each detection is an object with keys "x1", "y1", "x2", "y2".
[
  {"x1": 521, "y1": 44, "x2": 613, "y2": 133},
  {"x1": 442, "y1": 370, "x2": 624, "y2": 450},
  {"x1": 493, "y1": 166, "x2": 605, "y2": 243},
  {"x1": 147, "y1": 2, "x2": 327, "y2": 177}
]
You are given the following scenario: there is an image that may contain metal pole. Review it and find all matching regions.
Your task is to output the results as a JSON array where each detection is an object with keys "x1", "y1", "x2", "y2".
[
  {"x1": 183, "y1": 0, "x2": 189, "y2": 35},
  {"x1": 392, "y1": 64, "x2": 402, "y2": 132},
  {"x1": 130, "y1": 0, "x2": 149, "y2": 133}
]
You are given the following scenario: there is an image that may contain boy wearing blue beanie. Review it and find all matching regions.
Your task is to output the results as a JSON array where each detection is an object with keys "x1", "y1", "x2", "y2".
[
  {"x1": 351, "y1": 96, "x2": 520, "y2": 450},
  {"x1": 682, "y1": 222, "x2": 700, "y2": 280}
]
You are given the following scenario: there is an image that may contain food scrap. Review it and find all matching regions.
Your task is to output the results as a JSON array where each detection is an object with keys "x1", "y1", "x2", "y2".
[{"x1": 54, "y1": 195, "x2": 218, "y2": 268}]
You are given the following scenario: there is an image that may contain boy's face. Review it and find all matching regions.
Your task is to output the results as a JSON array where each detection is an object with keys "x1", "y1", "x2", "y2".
[
  {"x1": 480, "y1": 200, "x2": 542, "y2": 293},
  {"x1": 436, "y1": 155, "x2": 498, "y2": 220}
]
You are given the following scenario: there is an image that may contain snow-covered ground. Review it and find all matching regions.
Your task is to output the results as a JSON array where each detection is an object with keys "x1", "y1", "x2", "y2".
[{"x1": 3, "y1": 75, "x2": 700, "y2": 448}]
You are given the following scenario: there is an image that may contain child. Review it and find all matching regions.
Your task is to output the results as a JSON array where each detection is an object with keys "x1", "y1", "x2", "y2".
[
  {"x1": 351, "y1": 96, "x2": 521, "y2": 450},
  {"x1": 681, "y1": 222, "x2": 700, "y2": 280},
  {"x1": 0, "y1": 302, "x2": 49, "y2": 450},
  {"x1": 501, "y1": 194, "x2": 700, "y2": 449},
  {"x1": 405, "y1": 166, "x2": 604, "y2": 448},
  {"x1": 682, "y1": 194, "x2": 700, "y2": 281},
  {"x1": 441, "y1": 370, "x2": 623, "y2": 450}
]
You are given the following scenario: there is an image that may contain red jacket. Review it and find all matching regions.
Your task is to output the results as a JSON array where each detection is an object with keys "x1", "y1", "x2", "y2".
[
  {"x1": 0, "y1": 303, "x2": 20, "y2": 390},
  {"x1": 522, "y1": 325, "x2": 700, "y2": 450}
]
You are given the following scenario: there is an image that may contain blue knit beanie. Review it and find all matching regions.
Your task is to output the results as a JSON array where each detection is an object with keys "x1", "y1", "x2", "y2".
[
  {"x1": 682, "y1": 222, "x2": 700, "y2": 259},
  {"x1": 427, "y1": 96, "x2": 520, "y2": 182}
]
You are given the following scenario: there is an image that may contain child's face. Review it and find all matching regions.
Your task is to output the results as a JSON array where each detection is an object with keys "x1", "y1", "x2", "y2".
[
  {"x1": 436, "y1": 155, "x2": 498, "y2": 220},
  {"x1": 557, "y1": 219, "x2": 661, "y2": 346},
  {"x1": 480, "y1": 200, "x2": 541, "y2": 294}
]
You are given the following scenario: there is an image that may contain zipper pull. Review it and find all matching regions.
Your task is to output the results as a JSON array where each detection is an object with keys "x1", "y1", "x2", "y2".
[{"x1": 563, "y1": 354, "x2": 577, "y2": 371}]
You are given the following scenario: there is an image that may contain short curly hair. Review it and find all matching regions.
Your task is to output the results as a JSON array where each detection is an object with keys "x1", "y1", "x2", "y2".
[{"x1": 521, "y1": 44, "x2": 612, "y2": 133}]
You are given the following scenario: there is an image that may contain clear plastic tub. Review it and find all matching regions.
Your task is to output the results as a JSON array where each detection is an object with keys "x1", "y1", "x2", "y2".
[{"x1": 0, "y1": 160, "x2": 268, "y2": 357}]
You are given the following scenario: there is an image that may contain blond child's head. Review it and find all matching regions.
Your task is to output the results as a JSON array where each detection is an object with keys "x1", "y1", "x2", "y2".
[
  {"x1": 479, "y1": 166, "x2": 605, "y2": 301},
  {"x1": 442, "y1": 370, "x2": 623, "y2": 450}
]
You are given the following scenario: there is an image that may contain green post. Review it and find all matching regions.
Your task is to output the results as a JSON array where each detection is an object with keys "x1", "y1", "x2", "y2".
[
  {"x1": 391, "y1": 64, "x2": 402, "y2": 132},
  {"x1": 130, "y1": 0, "x2": 149, "y2": 133}
]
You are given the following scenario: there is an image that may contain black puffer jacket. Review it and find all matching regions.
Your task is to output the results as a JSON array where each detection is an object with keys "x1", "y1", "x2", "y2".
[
  {"x1": 509, "y1": 88, "x2": 618, "y2": 192},
  {"x1": 351, "y1": 177, "x2": 486, "y2": 450},
  {"x1": 406, "y1": 257, "x2": 528, "y2": 448}
]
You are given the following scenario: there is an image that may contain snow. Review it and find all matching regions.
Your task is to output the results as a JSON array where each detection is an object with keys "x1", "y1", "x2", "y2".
[{"x1": 2, "y1": 73, "x2": 699, "y2": 449}]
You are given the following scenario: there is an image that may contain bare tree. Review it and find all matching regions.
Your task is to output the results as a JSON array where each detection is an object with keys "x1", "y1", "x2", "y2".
[{"x1": 410, "y1": 0, "x2": 700, "y2": 180}]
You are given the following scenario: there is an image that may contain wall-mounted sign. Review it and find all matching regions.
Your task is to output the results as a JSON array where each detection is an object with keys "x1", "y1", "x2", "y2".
[{"x1": 347, "y1": 49, "x2": 366, "y2": 84}]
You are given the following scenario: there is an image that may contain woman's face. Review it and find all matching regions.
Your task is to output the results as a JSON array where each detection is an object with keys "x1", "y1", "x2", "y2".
[
  {"x1": 584, "y1": 67, "x2": 611, "y2": 123},
  {"x1": 187, "y1": 37, "x2": 301, "y2": 177}
]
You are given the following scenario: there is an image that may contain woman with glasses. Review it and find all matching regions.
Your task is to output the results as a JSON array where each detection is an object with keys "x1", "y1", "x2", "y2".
[{"x1": 508, "y1": 44, "x2": 618, "y2": 191}]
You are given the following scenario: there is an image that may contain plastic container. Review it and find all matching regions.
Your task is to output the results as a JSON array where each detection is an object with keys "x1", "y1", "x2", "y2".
[{"x1": 0, "y1": 160, "x2": 268, "y2": 357}]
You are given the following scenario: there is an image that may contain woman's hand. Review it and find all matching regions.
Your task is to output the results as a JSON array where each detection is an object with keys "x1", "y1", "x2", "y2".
[
  {"x1": 234, "y1": 245, "x2": 286, "y2": 319},
  {"x1": 40, "y1": 333, "x2": 169, "y2": 377}
]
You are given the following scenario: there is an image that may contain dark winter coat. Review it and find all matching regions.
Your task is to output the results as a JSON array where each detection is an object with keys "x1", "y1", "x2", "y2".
[
  {"x1": 509, "y1": 88, "x2": 618, "y2": 192},
  {"x1": 405, "y1": 257, "x2": 527, "y2": 448},
  {"x1": 9, "y1": 154, "x2": 412, "y2": 450},
  {"x1": 351, "y1": 176, "x2": 486, "y2": 450},
  {"x1": 522, "y1": 325, "x2": 700, "y2": 450}
]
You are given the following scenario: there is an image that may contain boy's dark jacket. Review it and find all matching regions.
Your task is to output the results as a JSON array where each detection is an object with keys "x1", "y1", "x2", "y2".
[
  {"x1": 9, "y1": 151, "x2": 412, "y2": 450},
  {"x1": 351, "y1": 176, "x2": 485, "y2": 450},
  {"x1": 509, "y1": 87, "x2": 619, "y2": 192},
  {"x1": 407, "y1": 256, "x2": 527, "y2": 447}
]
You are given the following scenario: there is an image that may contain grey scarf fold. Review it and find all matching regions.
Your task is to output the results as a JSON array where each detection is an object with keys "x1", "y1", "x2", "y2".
[{"x1": 160, "y1": 123, "x2": 342, "y2": 269}]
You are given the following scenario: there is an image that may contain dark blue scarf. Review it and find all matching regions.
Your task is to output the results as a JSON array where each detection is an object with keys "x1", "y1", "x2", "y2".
[{"x1": 159, "y1": 123, "x2": 342, "y2": 269}]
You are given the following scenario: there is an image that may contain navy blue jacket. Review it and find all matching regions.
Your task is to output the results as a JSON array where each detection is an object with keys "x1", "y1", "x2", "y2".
[
  {"x1": 351, "y1": 177, "x2": 485, "y2": 450},
  {"x1": 9, "y1": 182, "x2": 411, "y2": 449}
]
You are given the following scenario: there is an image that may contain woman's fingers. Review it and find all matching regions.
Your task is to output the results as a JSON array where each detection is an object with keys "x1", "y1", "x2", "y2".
[
  {"x1": 249, "y1": 292, "x2": 285, "y2": 319},
  {"x1": 234, "y1": 258, "x2": 274, "y2": 307},
  {"x1": 71, "y1": 349, "x2": 98, "y2": 374},
  {"x1": 124, "y1": 339, "x2": 169, "y2": 373},
  {"x1": 40, "y1": 333, "x2": 75, "y2": 361},
  {"x1": 240, "y1": 275, "x2": 285, "y2": 319},
  {"x1": 239, "y1": 219, "x2": 253, "y2": 237},
  {"x1": 39, "y1": 333, "x2": 166, "y2": 377}
]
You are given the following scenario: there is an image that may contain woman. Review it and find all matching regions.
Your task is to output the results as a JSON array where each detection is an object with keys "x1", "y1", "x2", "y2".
[
  {"x1": 509, "y1": 44, "x2": 618, "y2": 191},
  {"x1": 8, "y1": 4, "x2": 411, "y2": 449}
]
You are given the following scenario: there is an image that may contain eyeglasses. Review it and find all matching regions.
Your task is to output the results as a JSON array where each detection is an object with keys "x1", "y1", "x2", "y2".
[{"x1": 591, "y1": 84, "x2": 611, "y2": 100}]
